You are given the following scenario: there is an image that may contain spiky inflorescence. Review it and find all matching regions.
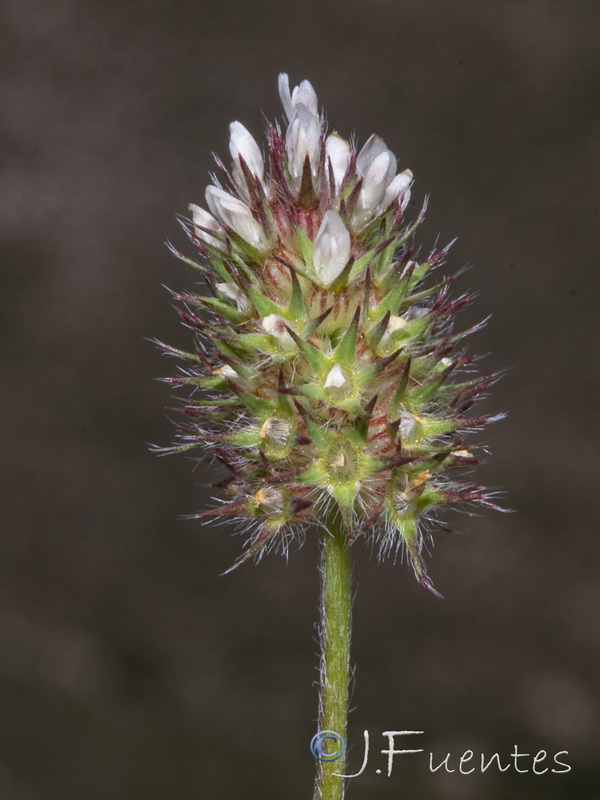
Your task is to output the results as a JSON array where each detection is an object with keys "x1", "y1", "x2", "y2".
[{"x1": 156, "y1": 73, "x2": 503, "y2": 594}]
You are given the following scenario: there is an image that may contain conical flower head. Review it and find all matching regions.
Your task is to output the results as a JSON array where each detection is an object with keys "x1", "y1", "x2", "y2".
[{"x1": 157, "y1": 73, "x2": 504, "y2": 594}]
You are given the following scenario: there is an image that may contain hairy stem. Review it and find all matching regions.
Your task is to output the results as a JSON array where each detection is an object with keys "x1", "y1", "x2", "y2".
[{"x1": 314, "y1": 513, "x2": 352, "y2": 800}]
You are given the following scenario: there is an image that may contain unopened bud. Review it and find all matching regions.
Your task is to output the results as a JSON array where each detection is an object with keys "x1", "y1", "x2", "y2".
[
  {"x1": 213, "y1": 364, "x2": 240, "y2": 381},
  {"x1": 261, "y1": 314, "x2": 296, "y2": 349},
  {"x1": 353, "y1": 134, "x2": 398, "y2": 226},
  {"x1": 313, "y1": 211, "x2": 351, "y2": 286},
  {"x1": 383, "y1": 169, "x2": 413, "y2": 208},
  {"x1": 382, "y1": 315, "x2": 408, "y2": 343},
  {"x1": 278, "y1": 73, "x2": 319, "y2": 122},
  {"x1": 405, "y1": 471, "x2": 431, "y2": 499},
  {"x1": 205, "y1": 186, "x2": 268, "y2": 251},
  {"x1": 216, "y1": 282, "x2": 251, "y2": 313},
  {"x1": 229, "y1": 121, "x2": 264, "y2": 189},
  {"x1": 286, "y1": 104, "x2": 321, "y2": 183},
  {"x1": 325, "y1": 133, "x2": 351, "y2": 190},
  {"x1": 188, "y1": 203, "x2": 226, "y2": 251},
  {"x1": 324, "y1": 363, "x2": 350, "y2": 393},
  {"x1": 355, "y1": 150, "x2": 395, "y2": 223}
]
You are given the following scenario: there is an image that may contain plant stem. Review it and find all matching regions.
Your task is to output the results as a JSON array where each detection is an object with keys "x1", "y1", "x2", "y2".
[{"x1": 314, "y1": 513, "x2": 352, "y2": 800}]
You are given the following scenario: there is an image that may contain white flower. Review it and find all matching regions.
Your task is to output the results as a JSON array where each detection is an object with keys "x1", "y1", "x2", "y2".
[
  {"x1": 188, "y1": 203, "x2": 226, "y2": 251},
  {"x1": 356, "y1": 134, "x2": 396, "y2": 179},
  {"x1": 352, "y1": 134, "x2": 397, "y2": 227},
  {"x1": 205, "y1": 186, "x2": 268, "y2": 251},
  {"x1": 325, "y1": 133, "x2": 351, "y2": 191},
  {"x1": 360, "y1": 151, "x2": 395, "y2": 214},
  {"x1": 216, "y1": 282, "x2": 251, "y2": 313},
  {"x1": 399, "y1": 411, "x2": 419, "y2": 440},
  {"x1": 213, "y1": 364, "x2": 240, "y2": 381},
  {"x1": 387, "y1": 315, "x2": 409, "y2": 333},
  {"x1": 286, "y1": 104, "x2": 321, "y2": 184},
  {"x1": 324, "y1": 364, "x2": 349, "y2": 390},
  {"x1": 261, "y1": 314, "x2": 295, "y2": 349},
  {"x1": 383, "y1": 168, "x2": 413, "y2": 209},
  {"x1": 381, "y1": 315, "x2": 408, "y2": 344},
  {"x1": 312, "y1": 211, "x2": 351, "y2": 286},
  {"x1": 229, "y1": 121, "x2": 264, "y2": 191},
  {"x1": 278, "y1": 73, "x2": 319, "y2": 122}
]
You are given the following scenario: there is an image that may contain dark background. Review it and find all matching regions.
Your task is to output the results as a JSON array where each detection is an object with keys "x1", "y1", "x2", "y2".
[{"x1": 2, "y1": 0, "x2": 599, "y2": 798}]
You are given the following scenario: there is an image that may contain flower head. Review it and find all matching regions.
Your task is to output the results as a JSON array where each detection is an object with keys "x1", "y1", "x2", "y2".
[{"x1": 157, "y1": 73, "x2": 504, "y2": 593}]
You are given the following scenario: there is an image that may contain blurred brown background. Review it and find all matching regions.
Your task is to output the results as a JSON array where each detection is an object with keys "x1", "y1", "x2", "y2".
[{"x1": 1, "y1": 0, "x2": 599, "y2": 798}]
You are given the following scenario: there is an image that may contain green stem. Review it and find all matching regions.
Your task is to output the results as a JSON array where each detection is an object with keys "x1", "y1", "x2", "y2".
[{"x1": 314, "y1": 513, "x2": 352, "y2": 800}]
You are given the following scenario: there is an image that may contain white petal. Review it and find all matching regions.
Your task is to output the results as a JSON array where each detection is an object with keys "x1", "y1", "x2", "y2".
[
  {"x1": 399, "y1": 411, "x2": 418, "y2": 439},
  {"x1": 383, "y1": 169, "x2": 413, "y2": 208},
  {"x1": 216, "y1": 282, "x2": 251, "y2": 313},
  {"x1": 382, "y1": 315, "x2": 408, "y2": 343},
  {"x1": 356, "y1": 134, "x2": 395, "y2": 180},
  {"x1": 188, "y1": 203, "x2": 226, "y2": 251},
  {"x1": 388, "y1": 315, "x2": 409, "y2": 333},
  {"x1": 358, "y1": 150, "x2": 393, "y2": 216},
  {"x1": 278, "y1": 73, "x2": 294, "y2": 121},
  {"x1": 324, "y1": 364, "x2": 349, "y2": 389},
  {"x1": 291, "y1": 79, "x2": 318, "y2": 116},
  {"x1": 312, "y1": 210, "x2": 351, "y2": 286},
  {"x1": 278, "y1": 73, "x2": 319, "y2": 121},
  {"x1": 286, "y1": 104, "x2": 321, "y2": 181},
  {"x1": 217, "y1": 282, "x2": 239, "y2": 302},
  {"x1": 229, "y1": 121, "x2": 264, "y2": 180},
  {"x1": 325, "y1": 133, "x2": 351, "y2": 190},
  {"x1": 205, "y1": 186, "x2": 268, "y2": 251},
  {"x1": 353, "y1": 135, "x2": 397, "y2": 226},
  {"x1": 214, "y1": 364, "x2": 239, "y2": 381},
  {"x1": 261, "y1": 314, "x2": 295, "y2": 348}
]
